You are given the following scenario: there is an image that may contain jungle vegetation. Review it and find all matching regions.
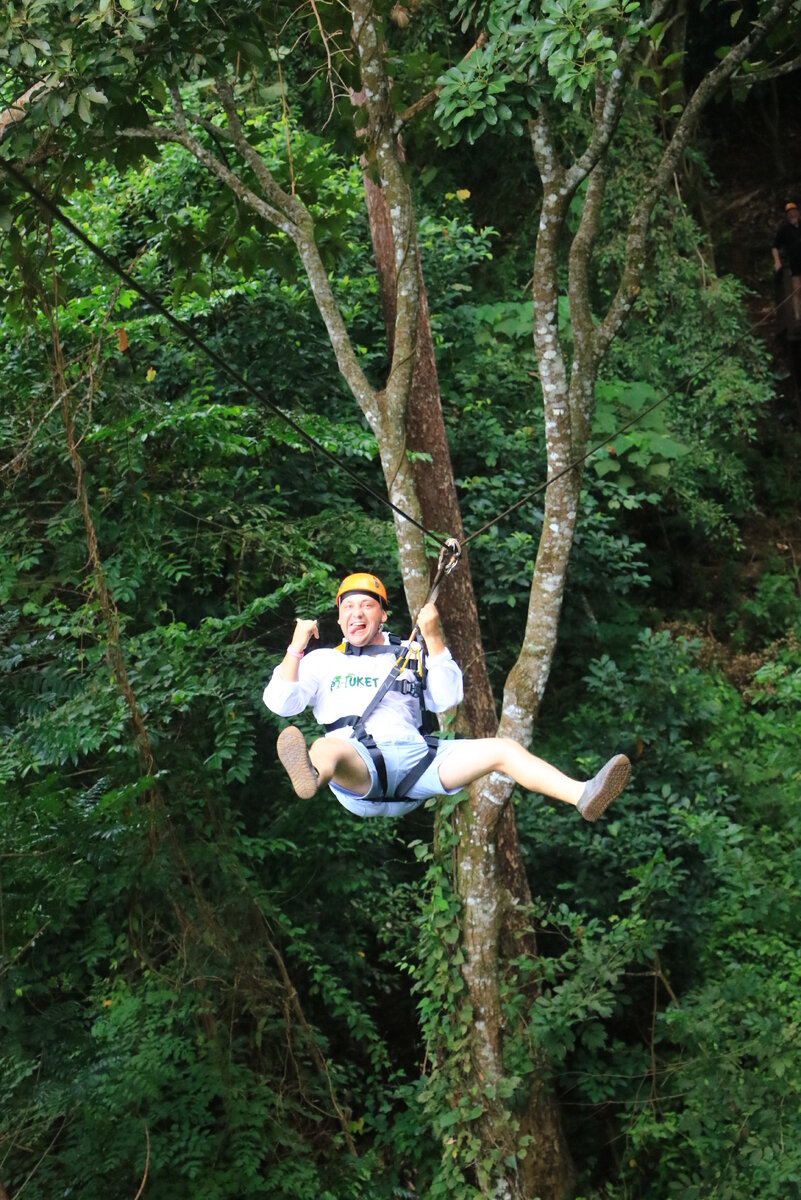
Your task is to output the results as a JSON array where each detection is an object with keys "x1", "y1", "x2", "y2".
[{"x1": 1, "y1": 1, "x2": 800, "y2": 1197}]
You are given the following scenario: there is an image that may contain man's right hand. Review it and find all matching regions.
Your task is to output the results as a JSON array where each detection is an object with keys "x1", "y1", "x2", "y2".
[
  {"x1": 290, "y1": 618, "x2": 319, "y2": 654},
  {"x1": 279, "y1": 619, "x2": 319, "y2": 681}
]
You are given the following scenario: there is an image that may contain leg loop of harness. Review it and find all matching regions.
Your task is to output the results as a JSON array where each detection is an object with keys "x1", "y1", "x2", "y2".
[
  {"x1": 393, "y1": 735, "x2": 439, "y2": 800},
  {"x1": 326, "y1": 719, "x2": 435, "y2": 801},
  {"x1": 351, "y1": 731, "x2": 439, "y2": 802}
]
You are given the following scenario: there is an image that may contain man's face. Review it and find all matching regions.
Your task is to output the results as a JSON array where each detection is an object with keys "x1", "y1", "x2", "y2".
[
  {"x1": 337, "y1": 593, "x2": 386, "y2": 647},
  {"x1": 788, "y1": 207, "x2": 800, "y2": 226}
]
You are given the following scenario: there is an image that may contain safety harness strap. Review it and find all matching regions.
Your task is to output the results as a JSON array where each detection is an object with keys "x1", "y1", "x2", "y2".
[
  {"x1": 350, "y1": 659, "x2": 414, "y2": 744},
  {"x1": 328, "y1": 640, "x2": 430, "y2": 800},
  {"x1": 393, "y1": 737, "x2": 439, "y2": 800},
  {"x1": 323, "y1": 678, "x2": 419, "y2": 736},
  {"x1": 325, "y1": 714, "x2": 361, "y2": 732},
  {"x1": 325, "y1": 726, "x2": 438, "y2": 800},
  {"x1": 356, "y1": 733, "x2": 389, "y2": 796}
]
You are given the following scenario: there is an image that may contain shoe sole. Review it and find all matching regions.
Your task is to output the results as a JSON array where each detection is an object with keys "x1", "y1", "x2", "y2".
[
  {"x1": 580, "y1": 754, "x2": 631, "y2": 822},
  {"x1": 277, "y1": 727, "x2": 319, "y2": 799}
]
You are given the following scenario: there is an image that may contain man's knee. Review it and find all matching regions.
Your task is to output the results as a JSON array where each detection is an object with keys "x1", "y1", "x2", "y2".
[
  {"x1": 310, "y1": 736, "x2": 349, "y2": 765},
  {"x1": 497, "y1": 736, "x2": 522, "y2": 751},
  {"x1": 495, "y1": 736, "x2": 521, "y2": 769}
]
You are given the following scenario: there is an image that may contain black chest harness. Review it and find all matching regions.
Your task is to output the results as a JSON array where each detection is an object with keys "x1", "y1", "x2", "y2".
[{"x1": 324, "y1": 636, "x2": 439, "y2": 801}]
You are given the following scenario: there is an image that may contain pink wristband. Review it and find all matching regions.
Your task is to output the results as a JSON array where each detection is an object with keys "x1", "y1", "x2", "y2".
[{"x1": 286, "y1": 646, "x2": 304, "y2": 660}]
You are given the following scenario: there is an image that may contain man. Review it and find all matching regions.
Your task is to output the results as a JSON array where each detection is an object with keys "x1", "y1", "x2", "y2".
[
  {"x1": 263, "y1": 572, "x2": 631, "y2": 820},
  {"x1": 772, "y1": 201, "x2": 801, "y2": 323}
]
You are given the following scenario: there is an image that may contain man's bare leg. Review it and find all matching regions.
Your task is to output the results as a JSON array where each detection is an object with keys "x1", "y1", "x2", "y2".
[
  {"x1": 438, "y1": 737, "x2": 584, "y2": 802},
  {"x1": 277, "y1": 727, "x2": 371, "y2": 798},
  {"x1": 309, "y1": 736, "x2": 372, "y2": 795},
  {"x1": 437, "y1": 737, "x2": 630, "y2": 820}
]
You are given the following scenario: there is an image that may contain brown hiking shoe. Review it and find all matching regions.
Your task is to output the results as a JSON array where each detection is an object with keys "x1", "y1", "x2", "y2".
[
  {"x1": 577, "y1": 754, "x2": 631, "y2": 822},
  {"x1": 277, "y1": 726, "x2": 320, "y2": 799}
]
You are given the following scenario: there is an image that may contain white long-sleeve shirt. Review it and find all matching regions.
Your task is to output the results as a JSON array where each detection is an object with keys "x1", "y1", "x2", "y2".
[{"x1": 262, "y1": 636, "x2": 463, "y2": 744}]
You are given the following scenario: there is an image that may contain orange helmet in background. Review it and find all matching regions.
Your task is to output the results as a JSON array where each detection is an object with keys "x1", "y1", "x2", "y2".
[{"x1": 336, "y1": 573, "x2": 388, "y2": 609}]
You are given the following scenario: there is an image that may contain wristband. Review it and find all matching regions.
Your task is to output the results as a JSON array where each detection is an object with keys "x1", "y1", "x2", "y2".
[{"x1": 286, "y1": 646, "x2": 305, "y2": 660}]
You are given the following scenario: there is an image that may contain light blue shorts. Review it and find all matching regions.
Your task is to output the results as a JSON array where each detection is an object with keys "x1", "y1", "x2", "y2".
[{"x1": 329, "y1": 736, "x2": 463, "y2": 818}]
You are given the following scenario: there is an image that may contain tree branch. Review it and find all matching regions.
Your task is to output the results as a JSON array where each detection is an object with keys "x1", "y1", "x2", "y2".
[
  {"x1": 0, "y1": 80, "x2": 50, "y2": 144},
  {"x1": 132, "y1": 1127, "x2": 150, "y2": 1200},
  {"x1": 214, "y1": 78, "x2": 306, "y2": 225},
  {"x1": 120, "y1": 123, "x2": 296, "y2": 233},
  {"x1": 122, "y1": 105, "x2": 379, "y2": 424},
  {"x1": 569, "y1": 162, "x2": 607, "y2": 438},
  {"x1": 532, "y1": 0, "x2": 674, "y2": 195},
  {"x1": 346, "y1": 0, "x2": 438, "y2": 606},
  {"x1": 208, "y1": 78, "x2": 383, "y2": 416},
  {"x1": 744, "y1": 50, "x2": 801, "y2": 82},
  {"x1": 350, "y1": 0, "x2": 419, "y2": 422}
]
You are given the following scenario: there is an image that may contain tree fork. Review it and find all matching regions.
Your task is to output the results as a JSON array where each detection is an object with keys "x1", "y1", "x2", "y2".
[{"x1": 360, "y1": 169, "x2": 497, "y2": 735}]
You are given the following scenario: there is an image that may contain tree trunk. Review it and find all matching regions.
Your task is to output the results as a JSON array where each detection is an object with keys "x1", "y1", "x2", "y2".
[{"x1": 361, "y1": 169, "x2": 497, "y2": 736}]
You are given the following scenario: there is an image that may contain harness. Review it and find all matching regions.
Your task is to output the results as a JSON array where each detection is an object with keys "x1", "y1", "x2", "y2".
[{"x1": 325, "y1": 636, "x2": 439, "y2": 801}]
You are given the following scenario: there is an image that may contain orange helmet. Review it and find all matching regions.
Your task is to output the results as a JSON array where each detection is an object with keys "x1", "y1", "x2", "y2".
[
  {"x1": 786, "y1": 202, "x2": 798, "y2": 211},
  {"x1": 336, "y1": 572, "x2": 388, "y2": 609}
]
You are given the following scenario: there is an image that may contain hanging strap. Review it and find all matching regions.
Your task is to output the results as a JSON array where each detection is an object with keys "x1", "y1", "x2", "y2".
[
  {"x1": 325, "y1": 715, "x2": 362, "y2": 732},
  {"x1": 332, "y1": 727, "x2": 438, "y2": 800},
  {"x1": 323, "y1": 672, "x2": 421, "y2": 737},
  {"x1": 348, "y1": 644, "x2": 422, "y2": 745}
]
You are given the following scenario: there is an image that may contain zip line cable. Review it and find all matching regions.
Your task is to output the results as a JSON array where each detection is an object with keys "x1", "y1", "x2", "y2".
[
  {"x1": 0, "y1": 157, "x2": 437, "y2": 543},
  {"x1": 1, "y1": 158, "x2": 794, "y2": 561},
  {"x1": 465, "y1": 307, "x2": 767, "y2": 543}
]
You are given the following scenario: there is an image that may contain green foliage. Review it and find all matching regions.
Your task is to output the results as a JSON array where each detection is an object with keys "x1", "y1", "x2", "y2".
[
  {"x1": 436, "y1": 0, "x2": 644, "y2": 142},
  {"x1": 591, "y1": 378, "x2": 690, "y2": 487},
  {"x1": 735, "y1": 570, "x2": 801, "y2": 648}
]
